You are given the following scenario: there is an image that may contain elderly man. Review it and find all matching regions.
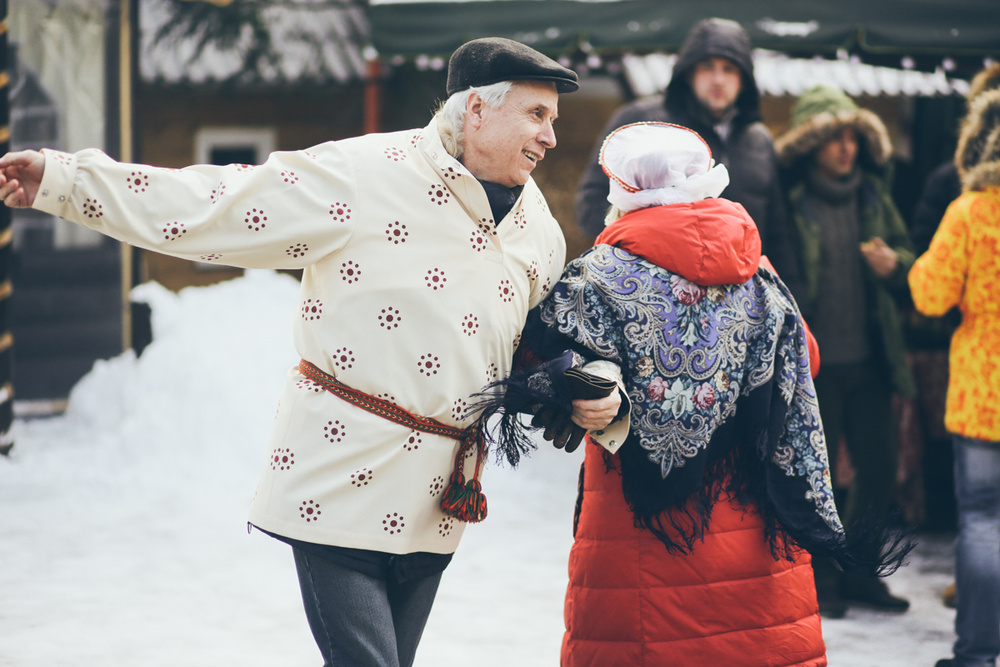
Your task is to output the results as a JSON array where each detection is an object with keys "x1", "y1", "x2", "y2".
[
  {"x1": 0, "y1": 37, "x2": 621, "y2": 667},
  {"x1": 575, "y1": 17, "x2": 801, "y2": 299}
]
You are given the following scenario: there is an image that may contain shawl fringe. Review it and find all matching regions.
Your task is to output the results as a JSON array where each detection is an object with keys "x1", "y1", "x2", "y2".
[{"x1": 471, "y1": 350, "x2": 584, "y2": 468}]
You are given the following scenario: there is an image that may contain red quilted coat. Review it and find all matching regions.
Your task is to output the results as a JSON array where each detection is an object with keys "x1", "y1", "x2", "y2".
[
  {"x1": 562, "y1": 445, "x2": 826, "y2": 666},
  {"x1": 561, "y1": 201, "x2": 826, "y2": 666}
]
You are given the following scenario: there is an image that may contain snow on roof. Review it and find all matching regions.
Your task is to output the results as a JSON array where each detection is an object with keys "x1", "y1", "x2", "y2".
[
  {"x1": 139, "y1": 0, "x2": 369, "y2": 86},
  {"x1": 622, "y1": 49, "x2": 969, "y2": 99}
]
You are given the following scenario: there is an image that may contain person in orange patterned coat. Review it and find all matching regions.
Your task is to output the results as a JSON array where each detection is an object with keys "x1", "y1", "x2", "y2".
[{"x1": 909, "y1": 88, "x2": 1000, "y2": 667}]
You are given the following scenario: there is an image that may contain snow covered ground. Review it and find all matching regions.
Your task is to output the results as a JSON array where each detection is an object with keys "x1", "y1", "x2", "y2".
[{"x1": 0, "y1": 270, "x2": 957, "y2": 666}]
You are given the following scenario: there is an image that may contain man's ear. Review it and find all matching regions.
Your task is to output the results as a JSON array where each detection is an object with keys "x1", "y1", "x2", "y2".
[{"x1": 466, "y1": 92, "x2": 485, "y2": 129}]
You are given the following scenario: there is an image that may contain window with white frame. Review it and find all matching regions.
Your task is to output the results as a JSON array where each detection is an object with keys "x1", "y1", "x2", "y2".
[{"x1": 194, "y1": 127, "x2": 277, "y2": 167}]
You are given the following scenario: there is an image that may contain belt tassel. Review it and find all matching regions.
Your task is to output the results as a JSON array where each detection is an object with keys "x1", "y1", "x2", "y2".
[
  {"x1": 297, "y1": 359, "x2": 488, "y2": 523},
  {"x1": 440, "y1": 431, "x2": 488, "y2": 523}
]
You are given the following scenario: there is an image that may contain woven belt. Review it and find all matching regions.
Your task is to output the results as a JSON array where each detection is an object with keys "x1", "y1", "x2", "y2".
[{"x1": 297, "y1": 359, "x2": 487, "y2": 523}]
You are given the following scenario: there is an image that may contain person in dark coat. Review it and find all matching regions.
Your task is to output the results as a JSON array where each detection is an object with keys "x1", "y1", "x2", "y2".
[
  {"x1": 574, "y1": 17, "x2": 802, "y2": 299},
  {"x1": 912, "y1": 161, "x2": 963, "y2": 257}
]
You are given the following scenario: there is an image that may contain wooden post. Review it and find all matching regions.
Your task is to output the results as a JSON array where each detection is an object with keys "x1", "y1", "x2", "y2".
[
  {"x1": 0, "y1": 0, "x2": 14, "y2": 455},
  {"x1": 363, "y1": 56, "x2": 381, "y2": 135},
  {"x1": 118, "y1": 0, "x2": 135, "y2": 351}
]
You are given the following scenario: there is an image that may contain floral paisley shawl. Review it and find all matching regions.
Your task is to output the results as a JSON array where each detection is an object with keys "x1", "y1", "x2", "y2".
[{"x1": 539, "y1": 244, "x2": 906, "y2": 572}]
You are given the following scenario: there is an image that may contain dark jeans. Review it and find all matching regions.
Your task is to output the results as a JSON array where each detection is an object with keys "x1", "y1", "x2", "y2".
[
  {"x1": 292, "y1": 546, "x2": 442, "y2": 667},
  {"x1": 813, "y1": 361, "x2": 898, "y2": 530},
  {"x1": 953, "y1": 435, "x2": 1000, "y2": 667}
]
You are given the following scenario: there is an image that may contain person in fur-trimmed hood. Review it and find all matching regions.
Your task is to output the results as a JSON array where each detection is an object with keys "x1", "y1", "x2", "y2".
[
  {"x1": 775, "y1": 84, "x2": 916, "y2": 618},
  {"x1": 910, "y1": 87, "x2": 1000, "y2": 667}
]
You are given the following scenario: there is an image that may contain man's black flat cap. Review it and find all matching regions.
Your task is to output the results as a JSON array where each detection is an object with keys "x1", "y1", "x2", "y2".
[{"x1": 446, "y1": 37, "x2": 579, "y2": 95}]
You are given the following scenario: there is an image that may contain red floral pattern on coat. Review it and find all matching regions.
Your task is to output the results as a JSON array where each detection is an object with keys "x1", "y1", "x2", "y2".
[
  {"x1": 383, "y1": 513, "x2": 405, "y2": 535},
  {"x1": 127, "y1": 171, "x2": 148, "y2": 193},
  {"x1": 210, "y1": 183, "x2": 226, "y2": 204},
  {"x1": 351, "y1": 468, "x2": 374, "y2": 487},
  {"x1": 301, "y1": 299, "x2": 322, "y2": 320},
  {"x1": 470, "y1": 228, "x2": 488, "y2": 252},
  {"x1": 428, "y1": 185, "x2": 451, "y2": 206},
  {"x1": 271, "y1": 448, "x2": 295, "y2": 470},
  {"x1": 295, "y1": 378, "x2": 324, "y2": 393},
  {"x1": 299, "y1": 500, "x2": 321, "y2": 522},
  {"x1": 418, "y1": 354, "x2": 441, "y2": 376},
  {"x1": 245, "y1": 208, "x2": 267, "y2": 231},
  {"x1": 379, "y1": 307, "x2": 401, "y2": 329},
  {"x1": 332, "y1": 348, "x2": 355, "y2": 370},
  {"x1": 83, "y1": 198, "x2": 103, "y2": 218},
  {"x1": 340, "y1": 261, "x2": 361, "y2": 284},
  {"x1": 429, "y1": 475, "x2": 445, "y2": 496},
  {"x1": 403, "y1": 432, "x2": 422, "y2": 451},
  {"x1": 425, "y1": 268, "x2": 446, "y2": 290},
  {"x1": 329, "y1": 202, "x2": 352, "y2": 223},
  {"x1": 498, "y1": 280, "x2": 514, "y2": 302},
  {"x1": 49, "y1": 151, "x2": 73, "y2": 167},
  {"x1": 324, "y1": 420, "x2": 346, "y2": 443},
  {"x1": 162, "y1": 222, "x2": 186, "y2": 241},
  {"x1": 386, "y1": 221, "x2": 408, "y2": 244}
]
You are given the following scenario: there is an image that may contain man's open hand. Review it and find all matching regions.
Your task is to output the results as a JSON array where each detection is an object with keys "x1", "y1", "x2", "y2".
[{"x1": 0, "y1": 150, "x2": 46, "y2": 209}]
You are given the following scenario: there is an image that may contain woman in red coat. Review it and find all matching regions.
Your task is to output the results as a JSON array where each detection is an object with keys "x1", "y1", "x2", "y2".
[{"x1": 494, "y1": 123, "x2": 909, "y2": 666}]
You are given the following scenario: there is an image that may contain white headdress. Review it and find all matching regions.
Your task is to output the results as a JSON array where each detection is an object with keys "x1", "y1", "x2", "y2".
[{"x1": 599, "y1": 122, "x2": 730, "y2": 214}]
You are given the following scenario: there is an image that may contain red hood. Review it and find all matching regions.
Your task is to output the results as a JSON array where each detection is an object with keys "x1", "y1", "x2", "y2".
[{"x1": 595, "y1": 198, "x2": 761, "y2": 286}]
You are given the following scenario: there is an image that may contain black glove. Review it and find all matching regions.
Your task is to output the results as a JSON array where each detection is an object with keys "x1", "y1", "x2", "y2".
[
  {"x1": 534, "y1": 368, "x2": 618, "y2": 453},
  {"x1": 529, "y1": 406, "x2": 579, "y2": 450}
]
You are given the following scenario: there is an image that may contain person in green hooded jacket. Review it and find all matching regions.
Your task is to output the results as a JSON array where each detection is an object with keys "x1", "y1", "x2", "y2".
[{"x1": 774, "y1": 84, "x2": 916, "y2": 619}]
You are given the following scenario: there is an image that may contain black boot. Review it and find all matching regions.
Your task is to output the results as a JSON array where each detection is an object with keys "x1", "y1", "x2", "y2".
[
  {"x1": 813, "y1": 557, "x2": 848, "y2": 619},
  {"x1": 839, "y1": 574, "x2": 910, "y2": 612},
  {"x1": 817, "y1": 587, "x2": 848, "y2": 619}
]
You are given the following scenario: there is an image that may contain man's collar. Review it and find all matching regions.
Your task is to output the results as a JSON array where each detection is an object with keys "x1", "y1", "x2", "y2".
[{"x1": 478, "y1": 180, "x2": 524, "y2": 224}]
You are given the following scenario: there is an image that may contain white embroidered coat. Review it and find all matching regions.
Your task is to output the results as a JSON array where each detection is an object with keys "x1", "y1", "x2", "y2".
[{"x1": 32, "y1": 118, "x2": 567, "y2": 554}]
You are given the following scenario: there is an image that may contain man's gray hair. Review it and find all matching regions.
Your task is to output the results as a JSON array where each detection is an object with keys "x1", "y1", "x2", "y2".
[{"x1": 435, "y1": 81, "x2": 513, "y2": 159}]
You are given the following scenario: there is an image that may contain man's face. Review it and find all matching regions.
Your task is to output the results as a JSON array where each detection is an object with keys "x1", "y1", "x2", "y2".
[
  {"x1": 689, "y1": 57, "x2": 743, "y2": 120},
  {"x1": 461, "y1": 81, "x2": 559, "y2": 187},
  {"x1": 814, "y1": 126, "x2": 859, "y2": 180}
]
